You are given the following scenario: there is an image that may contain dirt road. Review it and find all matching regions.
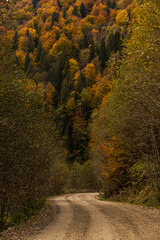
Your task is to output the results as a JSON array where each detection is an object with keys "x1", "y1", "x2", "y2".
[{"x1": 29, "y1": 193, "x2": 160, "y2": 240}]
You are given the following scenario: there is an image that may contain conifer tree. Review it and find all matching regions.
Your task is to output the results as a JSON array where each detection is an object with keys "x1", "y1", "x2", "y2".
[
  {"x1": 12, "y1": 31, "x2": 18, "y2": 50},
  {"x1": 28, "y1": 34, "x2": 34, "y2": 53},
  {"x1": 41, "y1": 53, "x2": 49, "y2": 72},
  {"x1": 99, "y1": 38, "x2": 107, "y2": 70},
  {"x1": 24, "y1": 52, "x2": 30, "y2": 72},
  {"x1": 107, "y1": 0, "x2": 111, "y2": 8},
  {"x1": 26, "y1": 29, "x2": 29, "y2": 37},
  {"x1": 51, "y1": 12, "x2": 59, "y2": 28},
  {"x1": 6, "y1": 3, "x2": 9, "y2": 10},
  {"x1": 32, "y1": 0, "x2": 40, "y2": 8},
  {"x1": 37, "y1": 42, "x2": 42, "y2": 62},
  {"x1": 89, "y1": 42, "x2": 96, "y2": 62},
  {"x1": 80, "y1": 3, "x2": 86, "y2": 18},
  {"x1": 63, "y1": 9, "x2": 66, "y2": 18},
  {"x1": 72, "y1": 6, "x2": 79, "y2": 16},
  {"x1": 112, "y1": 0, "x2": 116, "y2": 9},
  {"x1": 57, "y1": 0, "x2": 61, "y2": 8}
]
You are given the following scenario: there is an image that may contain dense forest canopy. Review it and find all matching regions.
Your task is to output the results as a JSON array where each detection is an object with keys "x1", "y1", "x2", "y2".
[{"x1": 0, "y1": 0, "x2": 160, "y2": 231}]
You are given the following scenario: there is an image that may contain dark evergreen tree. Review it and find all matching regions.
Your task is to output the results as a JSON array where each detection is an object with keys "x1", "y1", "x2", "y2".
[
  {"x1": 112, "y1": 0, "x2": 116, "y2": 9},
  {"x1": 72, "y1": 6, "x2": 79, "y2": 16},
  {"x1": 68, "y1": 32, "x2": 72, "y2": 40},
  {"x1": 34, "y1": 36, "x2": 39, "y2": 48},
  {"x1": 41, "y1": 53, "x2": 50, "y2": 72},
  {"x1": 89, "y1": 43, "x2": 96, "y2": 62},
  {"x1": 28, "y1": 34, "x2": 34, "y2": 53},
  {"x1": 40, "y1": 49, "x2": 46, "y2": 70},
  {"x1": 72, "y1": 45, "x2": 80, "y2": 61},
  {"x1": 33, "y1": 20, "x2": 38, "y2": 30},
  {"x1": 24, "y1": 52, "x2": 30, "y2": 72},
  {"x1": 57, "y1": 0, "x2": 61, "y2": 8},
  {"x1": 36, "y1": 42, "x2": 43, "y2": 62},
  {"x1": 51, "y1": 49, "x2": 67, "y2": 94},
  {"x1": 82, "y1": 34, "x2": 88, "y2": 49},
  {"x1": 6, "y1": 3, "x2": 9, "y2": 10},
  {"x1": 113, "y1": 31, "x2": 121, "y2": 52},
  {"x1": 99, "y1": 38, "x2": 107, "y2": 70},
  {"x1": 107, "y1": 0, "x2": 111, "y2": 8},
  {"x1": 51, "y1": 12, "x2": 59, "y2": 28},
  {"x1": 80, "y1": 2, "x2": 86, "y2": 18},
  {"x1": 106, "y1": 6, "x2": 110, "y2": 15},
  {"x1": 76, "y1": 72, "x2": 86, "y2": 93},
  {"x1": 63, "y1": 9, "x2": 67, "y2": 19},
  {"x1": 12, "y1": 31, "x2": 18, "y2": 50},
  {"x1": 32, "y1": 0, "x2": 40, "y2": 8},
  {"x1": 26, "y1": 29, "x2": 29, "y2": 37}
]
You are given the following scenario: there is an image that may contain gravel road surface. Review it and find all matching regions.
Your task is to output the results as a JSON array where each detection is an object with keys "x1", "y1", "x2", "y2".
[{"x1": 29, "y1": 193, "x2": 160, "y2": 240}]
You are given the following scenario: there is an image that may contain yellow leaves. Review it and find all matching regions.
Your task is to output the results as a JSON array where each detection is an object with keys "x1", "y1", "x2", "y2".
[
  {"x1": 46, "y1": 82, "x2": 55, "y2": 105},
  {"x1": 19, "y1": 27, "x2": 38, "y2": 40},
  {"x1": 29, "y1": 51, "x2": 37, "y2": 66},
  {"x1": 110, "y1": 9, "x2": 117, "y2": 19},
  {"x1": 92, "y1": 29, "x2": 99, "y2": 42},
  {"x1": 66, "y1": 96, "x2": 76, "y2": 118},
  {"x1": 116, "y1": 10, "x2": 129, "y2": 26},
  {"x1": 84, "y1": 63, "x2": 96, "y2": 85},
  {"x1": 18, "y1": 36, "x2": 28, "y2": 51},
  {"x1": 25, "y1": 79, "x2": 37, "y2": 92},
  {"x1": 91, "y1": 5, "x2": 99, "y2": 16},
  {"x1": 49, "y1": 33, "x2": 72, "y2": 56},
  {"x1": 16, "y1": 50, "x2": 26, "y2": 67},
  {"x1": 80, "y1": 88, "x2": 91, "y2": 103},
  {"x1": 37, "y1": 82, "x2": 55, "y2": 106},
  {"x1": 94, "y1": 14, "x2": 108, "y2": 26},
  {"x1": 73, "y1": 108, "x2": 87, "y2": 134},
  {"x1": 40, "y1": 27, "x2": 60, "y2": 50},
  {"x1": 67, "y1": 6, "x2": 74, "y2": 17},
  {"x1": 37, "y1": 82, "x2": 44, "y2": 103},
  {"x1": 74, "y1": 70, "x2": 81, "y2": 88},
  {"x1": 69, "y1": 58, "x2": 79, "y2": 79},
  {"x1": 88, "y1": 74, "x2": 111, "y2": 107},
  {"x1": 100, "y1": 137, "x2": 128, "y2": 184}
]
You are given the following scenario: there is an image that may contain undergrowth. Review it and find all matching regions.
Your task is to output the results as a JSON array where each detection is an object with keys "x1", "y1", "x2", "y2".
[
  {"x1": 100, "y1": 185, "x2": 160, "y2": 210},
  {"x1": 7, "y1": 198, "x2": 46, "y2": 227}
]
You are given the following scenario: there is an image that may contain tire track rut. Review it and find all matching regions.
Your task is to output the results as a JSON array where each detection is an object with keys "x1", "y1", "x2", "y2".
[{"x1": 64, "y1": 197, "x2": 91, "y2": 240}]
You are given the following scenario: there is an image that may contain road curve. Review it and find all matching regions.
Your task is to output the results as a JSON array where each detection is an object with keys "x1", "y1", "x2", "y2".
[{"x1": 29, "y1": 193, "x2": 160, "y2": 240}]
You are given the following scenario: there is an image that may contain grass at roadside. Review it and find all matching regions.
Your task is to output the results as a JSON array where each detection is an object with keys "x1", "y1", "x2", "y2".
[{"x1": 99, "y1": 186, "x2": 160, "y2": 210}]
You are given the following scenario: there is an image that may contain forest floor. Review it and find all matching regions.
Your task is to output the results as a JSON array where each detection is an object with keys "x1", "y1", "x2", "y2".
[{"x1": 1, "y1": 193, "x2": 160, "y2": 240}]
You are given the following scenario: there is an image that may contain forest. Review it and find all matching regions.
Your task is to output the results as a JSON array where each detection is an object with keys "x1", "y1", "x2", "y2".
[{"x1": 0, "y1": 0, "x2": 160, "y2": 231}]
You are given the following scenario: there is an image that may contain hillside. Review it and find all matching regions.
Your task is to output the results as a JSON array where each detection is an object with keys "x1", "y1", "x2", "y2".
[
  {"x1": 0, "y1": 0, "x2": 160, "y2": 231},
  {"x1": 5, "y1": 0, "x2": 135, "y2": 162}
]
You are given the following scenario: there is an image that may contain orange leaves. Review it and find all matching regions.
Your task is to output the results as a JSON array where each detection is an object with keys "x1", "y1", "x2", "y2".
[
  {"x1": 92, "y1": 29, "x2": 99, "y2": 42},
  {"x1": 87, "y1": 73, "x2": 111, "y2": 107},
  {"x1": 73, "y1": 108, "x2": 87, "y2": 135},
  {"x1": 40, "y1": 27, "x2": 60, "y2": 50},
  {"x1": 16, "y1": 50, "x2": 26, "y2": 67},
  {"x1": 69, "y1": 58, "x2": 79, "y2": 80},
  {"x1": 37, "y1": 82, "x2": 56, "y2": 106},
  {"x1": 66, "y1": 96, "x2": 76, "y2": 118},
  {"x1": 18, "y1": 36, "x2": 28, "y2": 51},
  {"x1": 18, "y1": 27, "x2": 38, "y2": 40},
  {"x1": 84, "y1": 63, "x2": 96, "y2": 86},
  {"x1": 49, "y1": 33, "x2": 72, "y2": 56},
  {"x1": 116, "y1": 10, "x2": 129, "y2": 26},
  {"x1": 100, "y1": 137, "x2": 128, "y2": 186},
  {"x1": 46, "y1": 82, "x2": 56, "y2": 105}
]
